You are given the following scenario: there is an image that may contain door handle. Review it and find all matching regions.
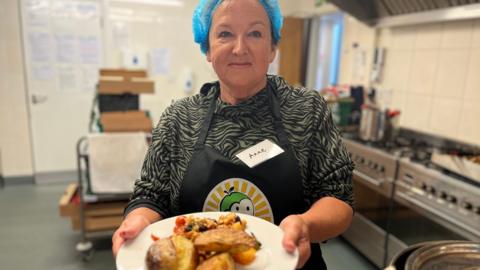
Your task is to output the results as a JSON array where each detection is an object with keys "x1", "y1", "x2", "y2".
[
  {"x1": 354, "y1": 170, "x2": 383, "y2": 186},
  {"x1": 31, "y1": 94, "x2": 48, "y2": 104}
]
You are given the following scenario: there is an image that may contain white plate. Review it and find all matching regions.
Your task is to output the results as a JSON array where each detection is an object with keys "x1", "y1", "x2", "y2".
[{"x1": 116, "y1": 212, "x2": 298, "y2": 270}]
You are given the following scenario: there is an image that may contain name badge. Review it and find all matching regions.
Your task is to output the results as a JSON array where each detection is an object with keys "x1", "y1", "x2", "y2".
[{"x1": 236, "y1": 139, "x2": 285, "y2": 168}]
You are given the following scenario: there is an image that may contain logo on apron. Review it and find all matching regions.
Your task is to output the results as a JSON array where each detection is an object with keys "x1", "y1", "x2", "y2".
[{"x1": 202, "y1": 178, "x2": 274, "y2": 223}]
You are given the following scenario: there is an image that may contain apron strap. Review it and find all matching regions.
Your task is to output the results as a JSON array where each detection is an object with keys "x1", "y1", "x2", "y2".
[
  {"x1": 194, "y1": 90, "x2": 218, "y2": 151},
  {"x1": 267, "y1": 80, "x2": 290, "y2": 148},
  {"x1": 195, "y1": 79, "x2": 291, "y2": 149}
]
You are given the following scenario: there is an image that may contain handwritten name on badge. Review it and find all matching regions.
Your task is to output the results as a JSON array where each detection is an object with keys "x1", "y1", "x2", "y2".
[{"x1": 236, "y1": 139, "x2": 284, "y2": 168}]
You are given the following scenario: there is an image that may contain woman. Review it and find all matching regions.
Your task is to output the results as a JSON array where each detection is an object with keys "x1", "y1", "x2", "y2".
[{"x1": 112, "y1": 0, "x2": 354, "y2": 269}]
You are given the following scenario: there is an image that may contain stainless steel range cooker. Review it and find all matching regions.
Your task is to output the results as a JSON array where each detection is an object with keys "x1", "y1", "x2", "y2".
[{"x1": 341, "y1": 137, "x2": 480, "y2": 269}]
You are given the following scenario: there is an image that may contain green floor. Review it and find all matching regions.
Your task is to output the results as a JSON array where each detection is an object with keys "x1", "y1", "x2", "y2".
[{"x1": 0, "y1": 183, "x2": 378, "y2": 270}]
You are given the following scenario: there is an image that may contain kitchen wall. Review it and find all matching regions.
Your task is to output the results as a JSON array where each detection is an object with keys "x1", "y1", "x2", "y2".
[
  {"x1": 0, "y1": 0, "x2": 306, "y2": 178},
  {"x1": 103, "y1": 0, "x2": 217, "y2": 127},
  {"x1": 0, "y1": 0, "x2": 34, "y2": 178},
  {"x1": 339, "y1": 16, "x2": 480, "y2": 146}
]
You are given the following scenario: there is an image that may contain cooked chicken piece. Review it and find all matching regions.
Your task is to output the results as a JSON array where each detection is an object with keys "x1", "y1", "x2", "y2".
[
  {"x1": 196, "y1": 253, "x2": 235, "y2": 270},
  {"x1": 193, "y1": 227, "x2": 257, "y2": 254}
]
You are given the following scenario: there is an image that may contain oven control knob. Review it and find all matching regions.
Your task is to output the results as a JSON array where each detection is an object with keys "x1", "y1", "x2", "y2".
[
  {"x1": 440, "y1": 192, "x2": 448, "y2": 200},
  {"x1": 421, "y1": 183, "x2": 428, "y2": 191},
  {"x1": 378, "y1": 166, "x2": 385, "y2": 173},
  {"x1": 427, "y1": 186, "x2": 436, "y2": 195},
  {"x1": 475, "y1": 207, "x2": 480, "y2": 215},
  {"x1": 462, "y1": 202, "x2": 473, "y2": 210},
  {"x1": 447, "y1": 196, "x2": 457, "y2": 204}
]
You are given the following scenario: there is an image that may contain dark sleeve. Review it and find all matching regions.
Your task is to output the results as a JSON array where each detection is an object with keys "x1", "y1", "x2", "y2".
[
  {"x1": 124, "y1": 107, "x2": 175, "y2": 219},
  {"x1": 306, "y1": 94, "x2": 355, "y2": 209}
]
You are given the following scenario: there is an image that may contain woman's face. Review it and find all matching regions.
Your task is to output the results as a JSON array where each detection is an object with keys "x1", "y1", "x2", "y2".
[{"x1": 207, "y1": 0, "x2": 276, "y2": 91}]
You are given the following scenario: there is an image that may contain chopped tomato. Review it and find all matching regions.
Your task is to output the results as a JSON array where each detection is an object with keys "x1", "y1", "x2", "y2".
[
  {"x1": 175, "y1": 216, "x2": 187, "y2": 227},
  {"x1": 150, "y1": 233, "x2": 160, "y2": 241}
]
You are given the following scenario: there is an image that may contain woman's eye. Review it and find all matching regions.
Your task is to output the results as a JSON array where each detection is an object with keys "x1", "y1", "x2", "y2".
[
  {"x1": 218, "y1": 31, "x2": 232, "y2": 38},
  {"x1": 249, "y1": 31, "x2": 262, "y2": 38}
]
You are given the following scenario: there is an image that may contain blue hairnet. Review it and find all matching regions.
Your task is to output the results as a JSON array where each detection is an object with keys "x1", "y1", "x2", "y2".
[{"x1": 192, "y1": 0, "x2": 283, "y2": 54}]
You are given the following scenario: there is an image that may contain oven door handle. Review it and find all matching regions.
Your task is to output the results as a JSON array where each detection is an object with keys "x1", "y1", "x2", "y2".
[
  {"x1": 354, "y1": 170, "x2": 383, "y2": 186},
  {"x1": 395, "y1": 191, "x2": 479, "y2": 237}
]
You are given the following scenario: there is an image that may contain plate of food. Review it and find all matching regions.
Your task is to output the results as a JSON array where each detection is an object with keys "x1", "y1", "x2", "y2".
[{"x1": 116, "y1": 212, "x2": 298, "y2": 270}]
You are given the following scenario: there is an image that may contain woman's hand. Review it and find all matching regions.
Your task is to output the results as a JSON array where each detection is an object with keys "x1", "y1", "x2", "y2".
[
  {"x1": 279, "y1": 215, "x2": 311, "y2": 269},
  {"x1": 112, "y1": 215, "x2": 151, "y2": 257}
]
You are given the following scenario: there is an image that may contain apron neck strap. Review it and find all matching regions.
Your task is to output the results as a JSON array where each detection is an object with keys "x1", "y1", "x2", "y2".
[{"x1": 195, "y1": 80, "x2": 290, "y2": 150}]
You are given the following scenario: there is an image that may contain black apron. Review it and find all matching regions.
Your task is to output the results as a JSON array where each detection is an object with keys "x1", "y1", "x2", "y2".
[{"x1": 179, "y1": 82, "x2": 327, "y2": 269}]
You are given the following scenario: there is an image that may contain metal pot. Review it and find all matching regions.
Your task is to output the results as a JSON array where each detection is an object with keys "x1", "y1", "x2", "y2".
[
  {"x1": 405, "y1": 241, "x2": 480, "y2": 270},
  {"x1": 386, "y1": 241, "x2": 459, "y2": 270},
  {"x1": 359, "y1": 104, "x2": 386, "y2": 142}
]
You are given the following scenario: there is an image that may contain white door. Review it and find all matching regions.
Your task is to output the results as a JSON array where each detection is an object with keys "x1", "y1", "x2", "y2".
[{"x1": 20, "y1": 0, "x2": 102, "y2": 182}]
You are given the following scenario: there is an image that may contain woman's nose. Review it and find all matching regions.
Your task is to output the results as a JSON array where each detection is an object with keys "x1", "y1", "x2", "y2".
[{"x1": 232, "y1": 37, "x2": 247, "y2": 55}]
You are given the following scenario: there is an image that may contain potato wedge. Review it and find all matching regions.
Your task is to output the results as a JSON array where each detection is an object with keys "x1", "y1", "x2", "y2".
[
  {"x1": 146, "y1": 237, "x2": 178, "y2": 270},
  {"x1": 146, "y1": 235, "x2": 197, "y2": 270},
  {"x1": 172, "y1": 235, "x2": 197, "y2": 270},
  {"x1": 196, "y1": 253, "x2": 235, "y2": 270},
  {"x1": 193, "y1": 227, "x2": 257, "y2": 254}
]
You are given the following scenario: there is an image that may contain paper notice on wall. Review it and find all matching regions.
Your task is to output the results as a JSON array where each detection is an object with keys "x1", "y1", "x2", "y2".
[
  {"x1": 29, "y1": 32, "x2": 53, "y2": 62},
  {"x1": 150, "y1": 48, "x2": 171, "y2": 76},
  {"x1": 57, "y1": 66, "x2": 77, "y2": 92},
  {"x1": 50, "y1": 0, "x2": 76, "y2": 19},
  {"x1": 76, "y1": 1, "x2": 100, "y2": 20},
  {"x1": 55, "y1": 34, "x2": 76, "y2": 63},
  {"x1": 78, "y1": 36, "x2": 101, "y2": 65},
  {"x1": 32, "y1": 64, "x2": 55, "y2": 81},
  {"x1": 25, "y1": 0, "x2": 49, "y2": 28}
]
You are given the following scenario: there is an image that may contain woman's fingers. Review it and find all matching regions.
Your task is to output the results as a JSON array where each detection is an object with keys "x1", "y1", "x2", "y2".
[
  {"x1": 112, "y1": 229, "x2": 125, "y2": 257},
  {"x1": 296, "y1": 237, "x2": 311, "y2": 269},
  {"x1": 279, "y1": 215, "x2": 312, "y2": 269},
  {"x1": 112, "y1": 215, "x2": 151, "y2": 257},
  {"x1": 280, "y1": 217, "x2": 302, "y2": 252}
]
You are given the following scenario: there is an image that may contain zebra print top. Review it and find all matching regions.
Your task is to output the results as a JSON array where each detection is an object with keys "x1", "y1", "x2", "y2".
[{"x1": 125, "y1": 75, "x2": 354, "y2": 219}]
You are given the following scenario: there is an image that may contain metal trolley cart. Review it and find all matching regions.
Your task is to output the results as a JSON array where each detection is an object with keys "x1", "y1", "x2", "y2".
[{"x1": 74, "y1": 136, "x2": 131, "y2": 261}]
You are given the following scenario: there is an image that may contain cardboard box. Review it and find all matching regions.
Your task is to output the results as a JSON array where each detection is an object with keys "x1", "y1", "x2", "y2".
[
  {"x1": 100, "y1": 69, "x2": 147, "y2": 79},
  {"x1": 100, "y1": 110, "x2": 153, "y2": 133},
  {"x1": 98, "y1": 69, "x2": 154, "y2": 95},
  {"x1": 58, "y1": 183, "x2": 128, "y2": 232}
]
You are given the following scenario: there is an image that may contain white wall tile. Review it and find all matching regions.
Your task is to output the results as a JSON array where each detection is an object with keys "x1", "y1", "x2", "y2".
[
  {"x1": 401, "y1": 94, "x2": 432, "y2": 133},
  {"x1": 441, "y1": 20, "x2": 473, "y2": 49},
  {"x1": 429, "y1": 97, "x2": 462, "y2": 139},
  {"x1": 472, "y1": 19, "x2": 480, "y2": 48},
  {"x1": 464, "y1": 48, "x2": 480, "y2": 101},
  {"x1": 459, "y1": 100, "x2": 480, "y2": 145},
  {"x1": 391, "y1": 25, "x2": 416, "y2": 51},
  {"x1": 383, "y1": 50, "x2": 412, "y2": 92},
  {"x1": 415, "y1": 23, "x2": 442, "y2": 49},
  {"x1": 378, "y1": 28, "x2": 392, "y2": 48},
  {"x1": 434, "y1": 49, "x2": 469, "y2": 99},
  {"x1": 391, "y1": 91, "x2": 407, "y2": 126},
  {"x1": 408, "y1": 50, "x2": 439, "y2": 95}
]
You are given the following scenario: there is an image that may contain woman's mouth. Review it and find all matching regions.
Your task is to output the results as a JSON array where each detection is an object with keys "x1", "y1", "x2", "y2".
[{"x1": 229, "y1": 63, "x2": 252, "y2": 68}]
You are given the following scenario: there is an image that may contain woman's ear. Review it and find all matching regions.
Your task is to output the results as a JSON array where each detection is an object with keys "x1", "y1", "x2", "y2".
[{"x1": 206, "y1": 50, "x2": 212, "y2": 62}]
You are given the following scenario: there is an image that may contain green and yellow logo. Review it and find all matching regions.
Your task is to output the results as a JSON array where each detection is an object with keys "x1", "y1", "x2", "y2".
[{"x1": 203, "y1": 178, "x2": 274, "y2": 223}]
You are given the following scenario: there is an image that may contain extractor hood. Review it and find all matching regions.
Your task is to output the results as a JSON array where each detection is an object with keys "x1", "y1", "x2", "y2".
[{"x1": 329, "y1": 0, "x2": 480, "y2": 27}]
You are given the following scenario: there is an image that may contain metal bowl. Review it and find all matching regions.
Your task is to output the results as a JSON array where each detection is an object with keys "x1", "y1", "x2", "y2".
[
  {"x1": 405, "y1": 241, "x2": 480, "y2": 270},
  {"x1": 387, "y1": 241, "x2": 457, "y2": 270}
]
